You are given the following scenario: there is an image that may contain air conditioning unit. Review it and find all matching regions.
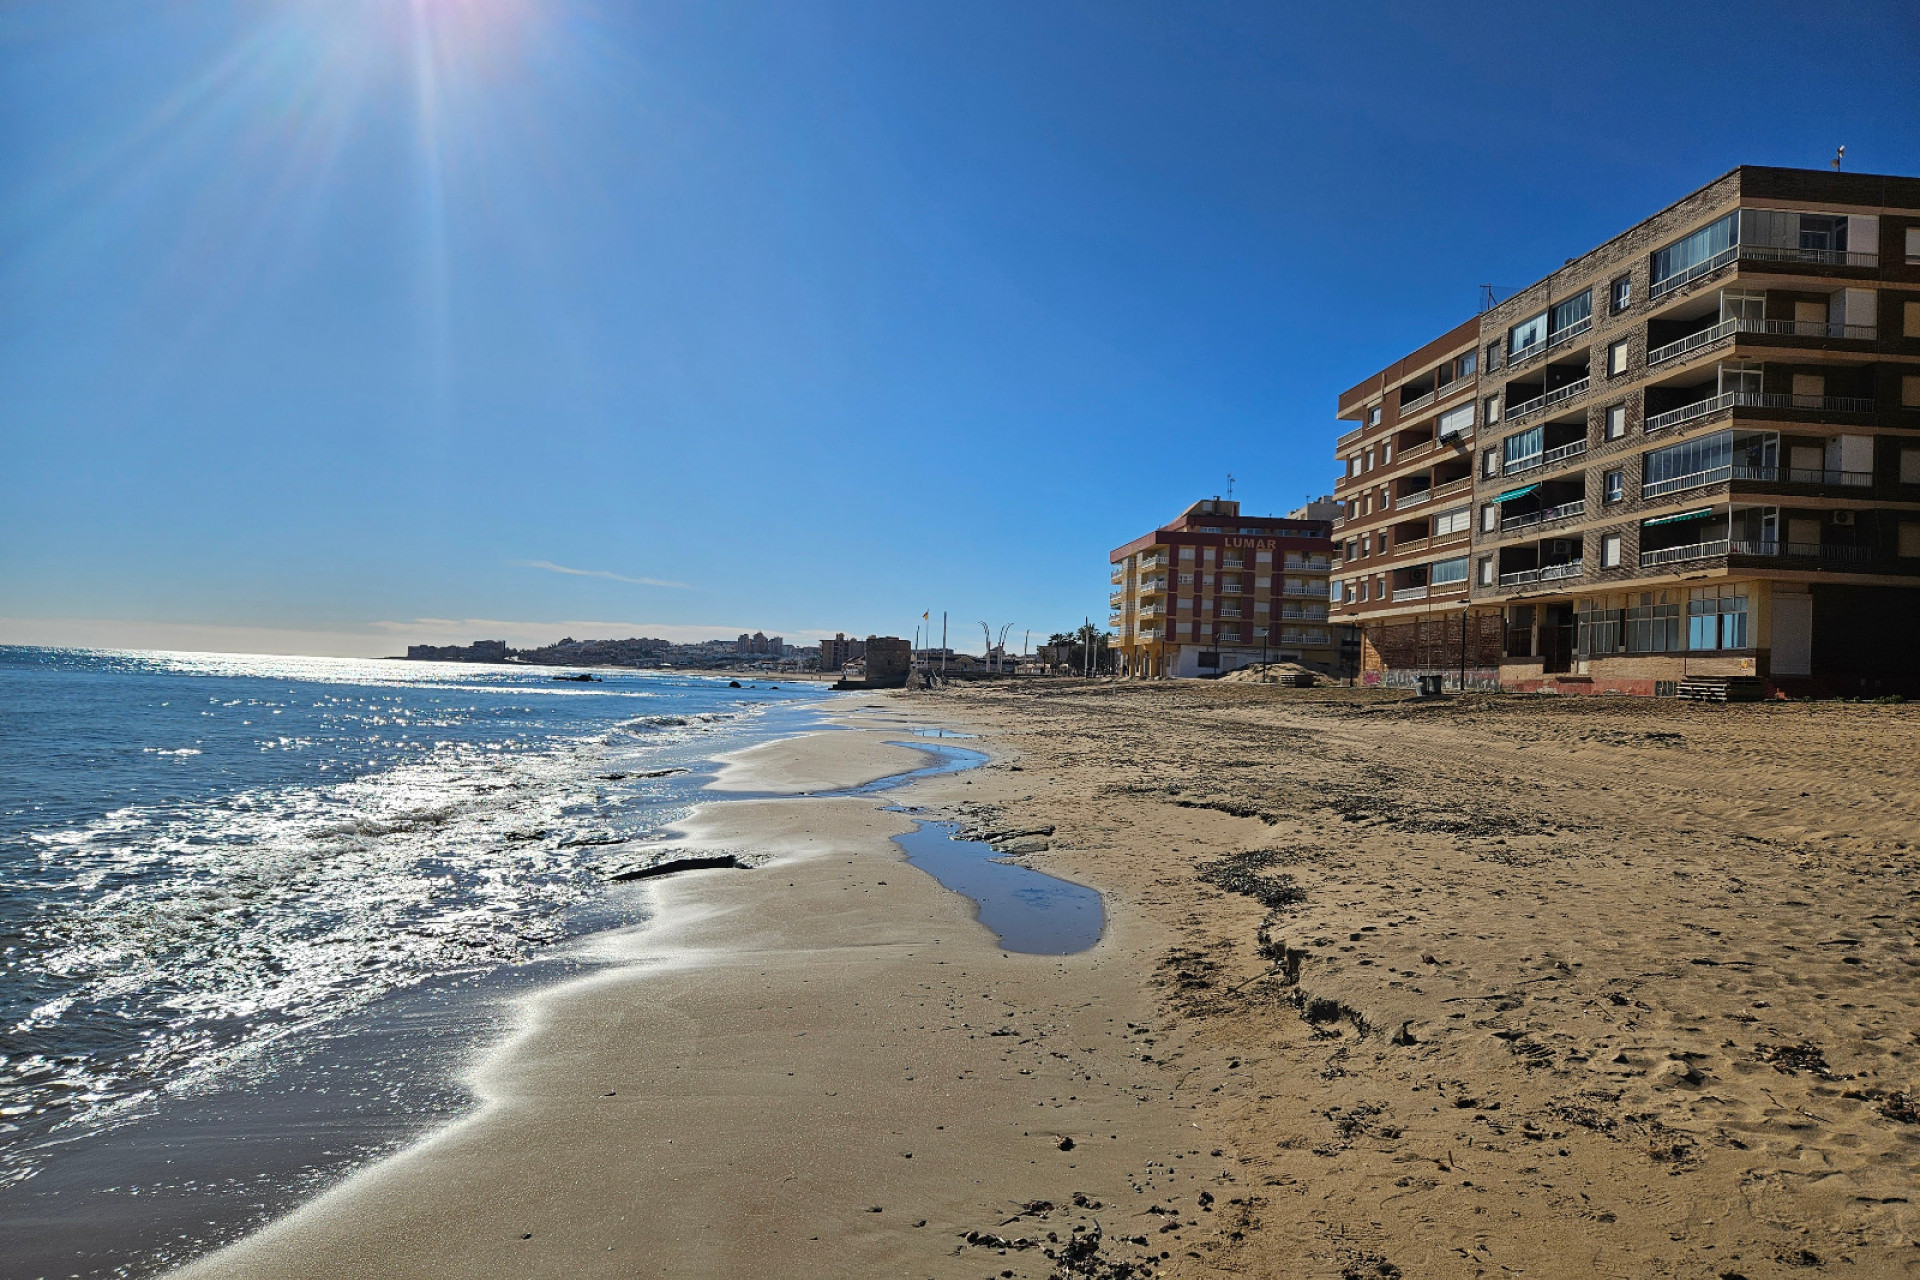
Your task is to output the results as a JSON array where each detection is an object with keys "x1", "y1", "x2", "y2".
[{"x1": 1832, "y1": 510, "x2": 1856, "y2": 526}]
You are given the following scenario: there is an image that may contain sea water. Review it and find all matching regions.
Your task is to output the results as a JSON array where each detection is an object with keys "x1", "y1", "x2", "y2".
[{"x1": 0, "y1": 647, "x2": 824, "y2": 1194}]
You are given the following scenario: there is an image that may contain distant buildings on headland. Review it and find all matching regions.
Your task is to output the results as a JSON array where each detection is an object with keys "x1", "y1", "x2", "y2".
[{"x1": 404, "y1": 633, "x2": 813, "y2": 671}]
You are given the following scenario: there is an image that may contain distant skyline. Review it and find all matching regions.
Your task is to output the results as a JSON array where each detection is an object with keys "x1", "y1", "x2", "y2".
[{"x1": 4, "y1": 1, "x2": 1917, "y2": 657}]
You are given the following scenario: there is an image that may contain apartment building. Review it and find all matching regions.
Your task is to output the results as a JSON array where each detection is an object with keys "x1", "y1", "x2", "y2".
[
  {"x1": 1109, "y1": 498, "x2": 1336, "y2": 678},
  {"x1": 1333, "y1": 165, "x2": 1920, "y2": 695},
  {"x1": 1331, "y1": 318, "x2": 1507, "y2": 688}
]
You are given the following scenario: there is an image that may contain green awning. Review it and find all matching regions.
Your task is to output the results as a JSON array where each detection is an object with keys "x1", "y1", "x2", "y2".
[
  {"x1": 1642, "y1": 507, "x2": 1717, "y2": 527},
  {"x1": 1492, "y1": 483, "x2": 1539, "y2": 504}
]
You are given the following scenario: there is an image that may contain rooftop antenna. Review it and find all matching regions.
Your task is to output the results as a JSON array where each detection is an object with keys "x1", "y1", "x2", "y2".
[
  {"x1": 1225, "y1": 473, "x2": 1235, "y2": 501},
  {"x1": 1831, "y1": 144, "x2": 1846, "y2": 171},
  {"x1": 1478, "y1": 284, "x2": 1498, "y2": 312}
]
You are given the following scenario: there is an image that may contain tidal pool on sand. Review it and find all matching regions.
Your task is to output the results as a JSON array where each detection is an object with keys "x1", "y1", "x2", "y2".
[{"x1": 891, "y1": 820, "x2": 1104, "y2": 955}]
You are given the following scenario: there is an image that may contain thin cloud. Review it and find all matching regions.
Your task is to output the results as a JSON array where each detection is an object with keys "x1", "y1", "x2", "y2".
[{"x1": 511, "y1": 559, "x2": 689, "y2": 589}]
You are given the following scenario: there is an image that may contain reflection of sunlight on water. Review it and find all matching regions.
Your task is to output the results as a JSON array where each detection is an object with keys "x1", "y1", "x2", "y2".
[
  {"x1": 891, "y1": 820, "x2": 1104, "y2": 956},
  {"x1": 0, "y1": 648, "x2": 826, "y2": 1188}
]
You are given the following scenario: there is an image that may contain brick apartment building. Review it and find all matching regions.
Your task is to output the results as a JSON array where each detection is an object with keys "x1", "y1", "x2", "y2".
[
  {"x1": 1332, "y1": 165, "x2": 1920, "y2": 696},
  {"x1": 1109, "y1": 498, "x2": 1338, "y2": 678}
]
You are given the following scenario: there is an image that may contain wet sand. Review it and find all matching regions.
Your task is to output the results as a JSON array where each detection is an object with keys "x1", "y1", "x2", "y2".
[{"x1": 174, "y1": 703, "x2": 1213, "y2": 1280}]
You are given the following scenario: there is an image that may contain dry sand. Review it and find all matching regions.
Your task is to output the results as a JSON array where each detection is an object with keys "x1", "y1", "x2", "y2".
[
  {"x1": 908, "y1": 680, "x2": 1920, "y2": 1280},
  {"x1": 172, "y1": 684, "x2": 1920, "y2": 1280}
]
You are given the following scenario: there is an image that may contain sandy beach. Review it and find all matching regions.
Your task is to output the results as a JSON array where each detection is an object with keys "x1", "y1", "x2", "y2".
[{"x1": 172, "y1": 684, "x2": 1920, "y2": 1280}]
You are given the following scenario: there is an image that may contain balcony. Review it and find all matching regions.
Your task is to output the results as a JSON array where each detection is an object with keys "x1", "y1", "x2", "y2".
[
  {"x1": 1645, "y1": 391, "x2": 1876, "y2": 434},
  {"x1": 1138, "y1": 576, "x2": 1168, "y2": 594},
  {"x1": 1642, "y1": 539, "x2": 1729, "y2": 567},
  {"x1": 1499, "y1": 560, "x2": 1585, "y2": 588},
  {"x1": 1219, "y1": 605, "x2": 1243, "y2": 619},
  {"x1": 1730, "y1": 465, "x2": 1873, "y2": 488},
  {"x1": 1508, "y1": 337, "x2": 1546, "y2": 367},
  {"x1": 1505, "y1": 376, "x2": 1593, "y2": 427},
  {"x1": 1547, "y1": 316, "x2": 1592, "y2": 349},
  {"x1": 1285, "y1": 557, "x2": 1332, "y2": 572},
  {"x1": 1643, "y1": 464, "x2": 1730, "y2": 499},
  {"x1": 1542, "y1": 438, "x2": 1587, "y2": 469},
  {"x1": 1731, "y1": 540, "x2": 1879, "y2": 563},
  {"x1": 1109, "y1": 592, "x2": 1125, "y2": 608},
  {"x1": 1649, "y1": 317, "x2": 1881, "y2": 367},
  {"x1": 1110, "y1": 569, "x2": 1126, "y2": 585},
  {"x1": 1280, "y1": 604, "x2": 1329, "y2": 621},
  {"x1": 1651, "y1": 243, "x2": 1881, "y2": 303},
  {"x1": 1500, "y1": 499, "x2": 1587, "y2": 533},
  {"x1": 1392, "y1": 585, "x2": 1429, "y2": 602},
  {"x1": 1395, "y1": 488, "x2": 1433, "y2": 509},
  {"x1": 1400, "y1": 389, "x2": 1436, "y2": 414},
  {"x1": 1281, "y1": 582, "x2": 1326, "y2": 598},
  {"x1": 1336, "y1": 424, "x2": 1365, "y2": 448}
]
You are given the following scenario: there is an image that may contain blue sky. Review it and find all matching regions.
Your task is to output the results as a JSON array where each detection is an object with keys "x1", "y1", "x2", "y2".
[{"x1": 3, "y1": 0, "x2": 1916, "y2": 656}]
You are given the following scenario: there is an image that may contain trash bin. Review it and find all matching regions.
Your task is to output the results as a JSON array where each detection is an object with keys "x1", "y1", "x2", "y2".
[{"x1": 1417, "y1": 674, "x2": 1445, "y2": 698}]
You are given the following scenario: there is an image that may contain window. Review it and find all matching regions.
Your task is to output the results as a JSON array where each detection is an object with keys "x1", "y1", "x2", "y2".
[
  {"x1": 1179, "y1": 546, "x2": 1195, "y2": 561},
  {"x1": 1503, "y1": 425, "x2": 1544, "y2": 470},
  {"x1": 1457, "y1": 350, "x2": 1478, "y2": 380},
  {"x1": 1434, "y1": 506, "x2": 1472, "y2": 537},
  {"x1": 1906, "y1": 301, "x2": 1920, "y2": 338},
  {"x1": 1344, "y1": 538, "x2": 1358, "y2": 560},
  {"x1": 1643, "y1": 429, "x2": 1778, "y2": 497},
  {"x1": 1484, "y1": 394, "x2": 1500, "y2": 426},
  {"x1": 1610, "y1": 276, "x2": 1631, "y2": 313},
  {"x1": 1485, "y1": 341, "x2": 1503, "y2": 373},
  {"x1": 1478, "y1": 557, "x2": 1494, "y2": 587},
  {"x1": 1906, "y1": 376, "x2": 1920, "y2": 409},
  {"x1": 1431, "y1": 556, "x2": 1469, "y2": 586},
  {"x1": 1687, "y1": 584, "x2": 1749, "y2": 651},
  {"x1": 1480, "y1": 504, "x2": 1498, "y2": 533},
  {"x1": 1365, "y1": 449, "x2": 1375, "y2": 471},
  {"x1": 1577, "y1": 599, "x2": 1625, "y2": 656},
  {"x1": 1901, "y1": 524, "x2": 1920, "y2": 558},
  {"x1": 1902, "y1": 449, "x2": 1920, "y2": 485},
  {"x1": 1604, "y1": 469, "x2": 1625, "y2": 503},
  {"x1": 1908, "y1": 227, "x2": 1920, "y2": 263},
  {"x1": 1367, "y1": 404, "x2": 1382, "y2": 426},
  {"x1": 1651, "y1": 211, "x2": 1738, "y2": 293},
  {"x1": 1382, "y1": 443, "x2": 1393, "y2": 465},
  {"x1": 1481, "y1": 449, "x2": 1499, "y2": 478},
  {"x1": 1357, "y1": 580, "x2": 1369, "y2": 602},
  {"x1": 1360, "y1": 534, "x2": 1372, "y2": 556},
  {"x1": 1509, "y1": 311, "x2": 1548, "y2": 359},
  {"x1": 1438, "y1": 403, "x2": 1474, "y2": 439},
  {"x1": 1342, "y1": 580, "x2": 1355, "y2": 603},
  {"x1": 1626, "y1": 591, "x2": 1682, "y2": 653},
  {"x1": 1601, "y1": 533, "x2": 1622, "y2": 568},
  {"x1": 1607, "y1": 339, "x2": 1630, "y2": 376},
  {"x1": 1347, "y1": 456, "x2": 1361, "y2": 478},
  {"x1": 1605, "y1": 404, "x2": 1627, "y2": 439},
  {"x1": 1548, "y1": 290, "x2": 1592, "y2": 343}
]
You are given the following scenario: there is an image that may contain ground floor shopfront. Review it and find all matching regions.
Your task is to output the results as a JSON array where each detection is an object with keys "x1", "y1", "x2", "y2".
[{"x1": 1112, "y1": 639, "x2": 1339, "y2": 679}]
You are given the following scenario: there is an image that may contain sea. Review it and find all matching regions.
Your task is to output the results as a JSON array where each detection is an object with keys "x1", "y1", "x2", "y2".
[{"x1": 0, "y1": 646, "x2": 834, "y2": 1276}]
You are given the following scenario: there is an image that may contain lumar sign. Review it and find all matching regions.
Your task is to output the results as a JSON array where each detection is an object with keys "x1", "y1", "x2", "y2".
[{"x1": 1224, "y1": 537, "x2": 1276, "y2": 551}]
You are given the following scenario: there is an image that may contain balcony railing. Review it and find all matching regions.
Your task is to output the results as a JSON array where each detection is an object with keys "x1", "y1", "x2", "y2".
[
  {"x1": 1650, "y1": 246, "x2": 1739, "y2": 300},
  {"x1": 1649, "y1": 317, "x2": 1881, "y2": 366},
  {"x1": 1281, "y1": 583, "x2": 1325, "y2": 597},
  {"x1": 1279, "y1": 604, "x2": 1328, "y2": 620},
  {"x1": 1542, "y1": 438, "x2": 1588, "y2": 469},
  {"x1": 1218, "y1": 606, "x2": 1243, "y2": 619},
  {"x1": 1651, "y1": 243, "x2": 1881, "y2": 303},
  {"x1": 1643, "y1": 464, "x2": 1731, "y2": 498},
  {"x1": 1508, "y1": 338, "x2": 1546, "y2": 366},
  {"x1": 1336, "y1": 425, "x2": 1365, "y2": 448},
  {"x1": 1392, "y1": 585, "x2": 1429, "y2": 602},
  {"x1": 1731, "y1": 540, "x2": 1878, "y2": 562},
  {"x1": 1547, "y1": 316, "x2": 1592, "y2": 349},
  {"x1": 1110, "y1": 570, "x2": 1126, "y2": 585},
  {"x1": 1285, "y1": 557, "x2": 1332, "y2": 571},
  {"x1": 1503, "y1": 451, "x2": 1545, "y2": 476},
  {"x1": 1738, "y1": 244, "x2": 1879, "y2": 269},
  {"x1": 1138, "y1": 576, "x2": 1168, "y2": 593},
  {"x1": 1498, "y1": 560, "x2": 1585, "y2": 588},
  {"x1": 1400, "y1": 389, "x2": 1435, "y2": 413},
  {"x1": 1641, "y1": 539, "x2": 1729, "y2": 567},
  {"x1": 1500, "y1": 499, "x2": 1587, "y2": 533},
  {"x1": 1501, "y1": 379, "x2": 1592, "y2": 429},
  {"x1": 1730, "y1": 465, "x2": 1874, "y2": 487},
  {"x1": 1396, "y1": 488, "x2": 1432, "y2": 509},
  {"x1": 1645, "y1": 391, "x2": 1877, "y2": 434},
  {"x1": 1110, "y1": 592, "x2": 1125, "y2": 608}
]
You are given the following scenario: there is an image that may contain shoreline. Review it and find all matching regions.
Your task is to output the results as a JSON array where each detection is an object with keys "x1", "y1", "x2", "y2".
[{"x1": 170, "y1": 697, "x2": 1211, "y2": 1280}]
